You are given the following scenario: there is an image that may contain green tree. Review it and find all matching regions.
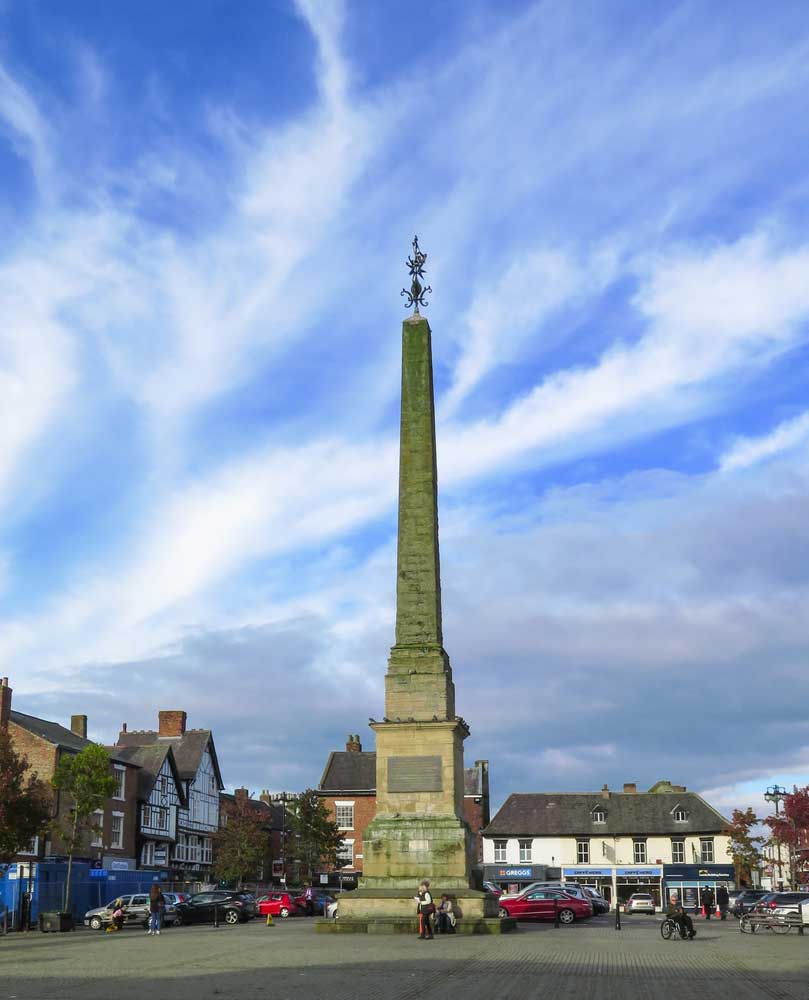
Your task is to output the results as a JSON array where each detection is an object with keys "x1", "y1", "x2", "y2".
[
  {"x1": 0, "y1": 728, "x2": 51, "y2": 863},
  {"x1": 51, "y1": 744, "x2": 116, "y2": 912},
  {"x1": 214, "y1": 796, "x2": 270, "y2": 885},
  {"x1": 765, "y1": 786, "x2": 809, "y2": 890},
  {"x1": 724, "y1": 807, "x2": 765, "y2": 885},
  {"x1": 287, "y1": 789, "x2": 343, "y2": 884}
]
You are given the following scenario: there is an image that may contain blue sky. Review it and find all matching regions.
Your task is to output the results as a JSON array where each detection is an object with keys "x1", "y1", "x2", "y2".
[{"x1": 2, "y1": 0, "x2": 809, "y2": 820}]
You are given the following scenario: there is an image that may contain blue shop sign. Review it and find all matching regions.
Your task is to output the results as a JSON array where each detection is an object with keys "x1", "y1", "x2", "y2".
[
  {"x1": 563, "y1": 868, "x2": 612, "y2": 877},
  {"x1": 89, "y1": 869, "x2": 107, "y2": 878},
  {"x1": 617, "y1": 867, "x2": 662, "y2": 877},
  {"x1": 496, "y1": 867, "x2": 533, "y2": 878}
]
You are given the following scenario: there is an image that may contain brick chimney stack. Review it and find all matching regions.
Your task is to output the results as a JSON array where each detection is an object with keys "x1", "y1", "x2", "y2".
[
  {"x1": 346, "y1": 734, "x2": 362, "y2": 752},
  {"x1": 158, "y1": 710, "x2": 187, "y2": 737},
  {"x1": 0, "y1": 677, "x2": 11, "y2": 730},
  {"x1": 259, "y1": 790, "x2": 272, "y2": 805},
  {"x1": 235, "y1": 787, "x2": 249, "y2": 801},
  {"x1": 70, "y1": 715, "x2": 88, "y2": 739},
  {"x1": 601, "y1": 783, "x2": 610, "y2": 799},
  {"x1": 623, "y1": 782, "x2": 637, "y2": 793}
]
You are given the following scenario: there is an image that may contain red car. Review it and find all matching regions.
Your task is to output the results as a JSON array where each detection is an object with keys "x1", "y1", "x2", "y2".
[
  {"x1": 257, "y1": 892, "x2": 299, "y2": 918},
  {"x1": 498, "y1": 888, "x2": 593, "y2": 924}
]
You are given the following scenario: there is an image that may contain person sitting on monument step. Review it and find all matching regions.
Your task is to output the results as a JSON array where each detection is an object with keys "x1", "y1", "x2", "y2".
[
  {"x1": 437, "y1": 895, "x2": 456, "y2": 934},
  {"x1": 415, "y1": 881, "x2": 435, "y2": 939}
]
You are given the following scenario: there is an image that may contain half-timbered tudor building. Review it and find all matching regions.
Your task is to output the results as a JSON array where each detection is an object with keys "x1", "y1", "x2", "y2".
[
  {"x1": 112, "y1": 742, "x2": 186, "y2": 870},
  {"x1": 116, "y1": 710, "x2": 224, "y2": 881}
]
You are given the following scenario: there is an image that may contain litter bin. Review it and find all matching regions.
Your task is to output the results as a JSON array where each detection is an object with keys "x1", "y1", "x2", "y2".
[{"x1": 39, "y1": 911, "x2": 74, "y2": 933}]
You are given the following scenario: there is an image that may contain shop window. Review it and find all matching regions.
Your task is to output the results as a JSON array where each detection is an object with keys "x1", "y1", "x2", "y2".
[
  {"x1": 493, "y1": 840, "x2": 507, "y2": 862},
  {"x1": 700, "y1": 838, "x2": 714, "y2": 863},
  {"x1": 592, "y1": 808, "x2": 606, "y2": 824},
  {"x1": 671, "y1": 839, "x2": 685, "y2": 863},
  {"x1": 518, "y1": 840, "x2": 532, "y2": 863},
  {"x1": 633, "y1": 840, "x2": 647, "y2": 864},
  {"x1": 576, "y1": 839, "x2": 590, "y2": 864}
]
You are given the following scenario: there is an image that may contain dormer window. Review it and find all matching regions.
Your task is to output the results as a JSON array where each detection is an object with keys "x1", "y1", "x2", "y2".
[
  {"x1": 592, "y1": 808, "x2": 606, "y2": 824},
  {"x1": 672, "y1": 806, "x2": 689, "y2": 823}
]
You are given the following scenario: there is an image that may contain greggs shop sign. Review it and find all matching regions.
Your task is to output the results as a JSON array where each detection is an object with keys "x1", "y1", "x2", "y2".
[{"x1": 495, "y1": 867, "x2": 533, "y2": 878}]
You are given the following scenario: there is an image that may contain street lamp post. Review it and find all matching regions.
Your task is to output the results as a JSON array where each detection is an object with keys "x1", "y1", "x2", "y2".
[{"x1": 764, "y1": 785, "x2": 789, "y2": 889}]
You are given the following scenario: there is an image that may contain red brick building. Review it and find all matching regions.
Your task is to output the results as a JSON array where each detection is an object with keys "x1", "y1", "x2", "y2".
[
  {"x1": 2, "y1": 678, "x2": 140, "y2": 868},
  {"x1": 316, "y1": 734, "x2": 490, "y2": 885}
]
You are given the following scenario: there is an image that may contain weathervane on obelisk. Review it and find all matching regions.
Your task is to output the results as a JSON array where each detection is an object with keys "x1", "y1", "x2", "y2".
[{"x1": 400, "y1": 235, "x2": 432, "y2": 314}]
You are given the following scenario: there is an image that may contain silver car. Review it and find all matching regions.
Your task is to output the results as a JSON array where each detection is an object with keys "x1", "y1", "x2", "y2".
[{"x1": 624, "y1": 892, "x2": 656, "y2": 914}]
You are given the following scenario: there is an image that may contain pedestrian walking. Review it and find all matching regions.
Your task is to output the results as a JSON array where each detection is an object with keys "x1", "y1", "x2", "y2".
[
  {"x1": 148, "y1": 884, "x2": 165, "y2": 936},
  {"x1": 436, "y1": 895, "x2": 456, "y2": 934},
  {"x1": 700, "y1": 886, "x2": 714, "y2": 920},
  {"x1": 414, "y1": 880, "x2": 434, "y2": 939},
  {"x1": 304, "y1": 886, "x2": 314, "y2": 917},
  {"x1": 716, "y1": 884, "x2": 729, "y2": 920}
]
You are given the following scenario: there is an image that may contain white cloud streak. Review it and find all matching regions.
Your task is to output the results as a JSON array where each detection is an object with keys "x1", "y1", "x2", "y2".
[{"x1": 720, "y1": 411, "x2": 809, "y2": 472}]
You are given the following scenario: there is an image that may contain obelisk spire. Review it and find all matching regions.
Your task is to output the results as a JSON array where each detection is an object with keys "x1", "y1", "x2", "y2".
[{"x1": 386, "y1": 237, "x2": 455, "y2": 721}]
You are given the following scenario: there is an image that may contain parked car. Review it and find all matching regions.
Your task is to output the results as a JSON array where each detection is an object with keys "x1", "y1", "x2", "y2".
[
  {"x1": 624, "y1": 893, "x2": 655, "y2": 914},
  {"x1": 732, "y1": 889, "x2": 770, "y2": 916},
  {"x1": 293, "y1": 890, "x2": 335, "y2": 916},
  {"x1": 257, "y1": 892, "x2": 300, "y2": 918},
  {"x1": 325, "y1": 899, "x2": 339, "y2": 919},
  {"x1": 500, "y1": 882, "x2": 589, "y2": 902},
  {"x1": 760, "y1": 892, "x2": 809, "y2": 919},
  {"x1": 84, "y1": 893, "x2": 153, "y2": 930},
  {"x1": 583, "y1": 888, "x2": 610, "y2": 915},
  {"x1": 498, "y1": 888, "x2": 593, "y2": 924},
  {"x1": 175, "y1": 890, "x2": 257, "y2": 925},
  {"x1": 750, "y1": 892, "x2": 780, "y2": 913},
  {"x1": 482, "y1": 881, "x2": 503, "y2": 897}
]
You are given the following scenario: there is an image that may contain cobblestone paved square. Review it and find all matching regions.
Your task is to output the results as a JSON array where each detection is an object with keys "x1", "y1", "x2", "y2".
[{"x1": 1, "y1": 918, "x2": 808, "y2": 1000}]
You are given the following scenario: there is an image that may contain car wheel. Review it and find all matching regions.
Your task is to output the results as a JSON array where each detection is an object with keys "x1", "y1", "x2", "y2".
[
  {"x1": 224, "y1": 909, "x2": 239, "y2": 925},
  {"x1": 280, "y1": 907, "x2": 290, "y2": 918},
  {"x1": 558, "y1": 909, "x2": 575, "y2": 925},
  {"x1": 498, "y1": 907, "x2": 509, "y2": 918},
  {"x1": 89, "y1": 916, "x2": 103, "y2": 931}
]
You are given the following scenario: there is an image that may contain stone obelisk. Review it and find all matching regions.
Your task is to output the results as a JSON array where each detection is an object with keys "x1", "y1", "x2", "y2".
[{"x1": 333, "y1": 239, "x2": 502, "y2": 932}]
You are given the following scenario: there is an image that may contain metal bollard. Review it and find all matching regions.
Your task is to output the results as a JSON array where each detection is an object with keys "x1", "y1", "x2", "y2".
[
  {"x1": 553, "y1": 897, "x2": 560, "y2": 928},
  {"x1": 214, "y1": 902, "x2": 219, "y2": 929},
  {"x1": 614, "y1": 897, "x2": 622, "y2": 931}
]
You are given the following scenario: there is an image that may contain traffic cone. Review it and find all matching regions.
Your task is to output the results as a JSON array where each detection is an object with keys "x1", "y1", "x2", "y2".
[
  {"x1": 266, "y1": 913, "x2": 274, "y2": 927},
  {"x1": 715, "y1": 905, "x2": 721, "y2": 917}
]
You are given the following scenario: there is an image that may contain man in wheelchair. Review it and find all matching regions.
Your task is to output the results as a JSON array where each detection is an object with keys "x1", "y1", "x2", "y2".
[{"x1": 666, "y1": 894, "x2": 696, "y2": 939}]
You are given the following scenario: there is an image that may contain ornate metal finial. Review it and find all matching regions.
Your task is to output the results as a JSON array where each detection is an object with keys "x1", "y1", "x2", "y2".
[{"x1": 401, "y1": 235, "x2": 432, "y2": 314}]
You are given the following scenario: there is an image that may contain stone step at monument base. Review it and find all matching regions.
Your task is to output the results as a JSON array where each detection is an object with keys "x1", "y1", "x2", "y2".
[{"x1": 316, "y1": 916, "x2": 516, "y2": 935}]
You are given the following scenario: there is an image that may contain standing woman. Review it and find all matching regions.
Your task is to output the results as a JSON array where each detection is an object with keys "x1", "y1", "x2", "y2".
[
  {"x1": 148, "y1": 883, "x2": 165, "y2": 936},
  {"x1": 415, "y1": 880, "x2": 435, "y2": 940}
]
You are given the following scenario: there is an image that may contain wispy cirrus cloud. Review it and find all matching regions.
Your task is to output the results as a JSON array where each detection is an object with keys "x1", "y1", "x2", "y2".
[{"x1": 3, "y1": 1, "x2": 809, "y2": 813}]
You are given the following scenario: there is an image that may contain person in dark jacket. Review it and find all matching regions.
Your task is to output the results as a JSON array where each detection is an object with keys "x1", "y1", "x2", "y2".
[
  {"x1": 666, "y1": 894, "x2": 695, "y2": 939},
  {"x1": 148, "y1": 884, "x2": 165, "y2": 936},
  {"x1": 414, "y1": 881, "x2": 434, "y2": 939},
  {"x1": 700, "y1": 886, "x2": 715, "y2": 919},
  {"x1": 716, "y1": 885, "x2": 729, "y2": 920}
]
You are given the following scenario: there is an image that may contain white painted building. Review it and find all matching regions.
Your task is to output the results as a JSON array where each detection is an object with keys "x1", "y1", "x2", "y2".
[{"x1": 483, "y1": 781, "x2": 733, "y2": 910}]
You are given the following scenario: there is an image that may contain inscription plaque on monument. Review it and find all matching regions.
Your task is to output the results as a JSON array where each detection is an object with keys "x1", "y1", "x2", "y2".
[{"x1": 388, "y1": 755, "x2": 443, "y2": 792}]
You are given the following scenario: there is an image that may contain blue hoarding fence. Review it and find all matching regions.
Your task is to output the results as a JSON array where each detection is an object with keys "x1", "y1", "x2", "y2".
[{"x1": 0, "y1": 862, "x2": 201, "y2": 930}]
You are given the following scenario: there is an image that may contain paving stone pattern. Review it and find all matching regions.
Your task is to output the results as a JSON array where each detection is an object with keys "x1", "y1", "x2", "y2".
[{"x1": 1, "y1": 918, "x2": 807, "y2": 1000}]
